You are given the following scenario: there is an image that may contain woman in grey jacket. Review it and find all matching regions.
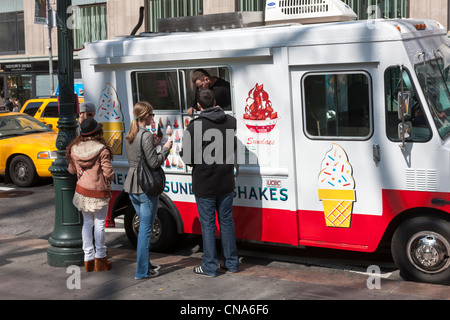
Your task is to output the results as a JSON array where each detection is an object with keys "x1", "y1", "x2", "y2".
[{"x1": 124, "y1": 101, "x2": 172, "y2": 279}]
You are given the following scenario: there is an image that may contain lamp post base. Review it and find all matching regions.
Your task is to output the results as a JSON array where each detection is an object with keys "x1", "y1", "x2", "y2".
[
  {"x1": 47, "y1": 246, "x2": 84, "y2": 267},
  {"x1": 47, "y1": 165, "x2": 83, "y2": 267}
]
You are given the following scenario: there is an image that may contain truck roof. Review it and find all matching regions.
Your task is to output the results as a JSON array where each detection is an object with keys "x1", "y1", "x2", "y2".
[{"x1": 79, "y1": 18, "x2": 447, "y2": 63}]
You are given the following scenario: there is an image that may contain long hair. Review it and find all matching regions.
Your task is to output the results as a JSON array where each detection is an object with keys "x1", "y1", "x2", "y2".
[
  {"x1": 125, "y1": 101, "x2": 153, "y2": 144},
  {"x1": 66, "y1": 129, "x2": 113, "y2": 164}
]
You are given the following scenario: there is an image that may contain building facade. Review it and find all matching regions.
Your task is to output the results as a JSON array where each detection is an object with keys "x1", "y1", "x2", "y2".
[{"x1": 0, "y1": 0, "x2": 448, "y2": 105}]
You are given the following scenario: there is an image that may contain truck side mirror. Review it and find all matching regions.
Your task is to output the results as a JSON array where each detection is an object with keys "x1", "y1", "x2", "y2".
[
  {"x1": 397, "y1": 87, "x2": 411, "y2": 150},
  {"x1": 397, "y1": 90, "x2": 411, "y2": 120},
  {"x1": 398, "y1": 121, "x2": 411, "y2": 140}
]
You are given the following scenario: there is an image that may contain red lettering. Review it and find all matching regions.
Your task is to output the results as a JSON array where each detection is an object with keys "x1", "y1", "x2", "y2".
[{"x1": 246, "y1": 137, "x2": 275, "y2": 146}]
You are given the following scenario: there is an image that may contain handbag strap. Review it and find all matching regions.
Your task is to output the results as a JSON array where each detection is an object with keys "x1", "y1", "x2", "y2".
[{"x1": 139, "y1": 130, "x2": 147, "y2": 159}]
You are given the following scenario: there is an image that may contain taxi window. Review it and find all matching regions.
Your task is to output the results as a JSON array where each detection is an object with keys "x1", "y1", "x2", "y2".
[
  {"x1": 0, "y1": 115, "x2": 51, "y2": 138},
  {"x1": 22, "y1": 102, "x2": 42, "y2": 116},
  {"x1": 303, "y1": 72, "x2": 371, "y2": 139},
  {"x1": 41, "y1": 102, "x2": 59, "y2": 118}
]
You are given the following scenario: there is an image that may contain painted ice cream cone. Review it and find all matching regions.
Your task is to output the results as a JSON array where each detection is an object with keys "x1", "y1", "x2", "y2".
[
  {"x1": 98, "y1": 83, "x2": 124, "y2": 155},
  {"x1": 318, "y1": 143, "x2": 356, "y2": 228},
  {"x1": 318, "y1": 189, "x2": 355, "y2": 228},
  {"x1": 102, "y1": 122, "x2": 124, "y2": 155}
]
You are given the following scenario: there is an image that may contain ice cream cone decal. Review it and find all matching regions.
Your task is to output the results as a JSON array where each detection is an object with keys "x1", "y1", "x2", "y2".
[
  {"x1": 98, "y1": 83, "x2": 124, "y2": 155},
  {"x1": 318, "y1": 143, "x2": 355, "y2": 228}
]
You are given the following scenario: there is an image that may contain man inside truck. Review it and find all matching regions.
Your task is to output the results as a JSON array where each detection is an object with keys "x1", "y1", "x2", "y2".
[{"x1": 187, "y1": 69, "x2": 231, "y2": 116}]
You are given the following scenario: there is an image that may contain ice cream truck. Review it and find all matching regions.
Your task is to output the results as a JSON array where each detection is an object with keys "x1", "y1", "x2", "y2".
[{"x1": 78, "y1": 0, "x2": 450, "y2": 284}]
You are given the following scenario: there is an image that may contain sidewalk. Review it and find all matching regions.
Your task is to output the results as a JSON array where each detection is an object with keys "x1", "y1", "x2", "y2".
[{"x1": 1, "y1": 234, "x2": 449, "y2": 302}]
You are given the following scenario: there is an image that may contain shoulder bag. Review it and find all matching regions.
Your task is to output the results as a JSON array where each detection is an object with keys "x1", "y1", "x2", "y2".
[{"x1": 137, "y1": 131, "x2": 166, "y2": 196}]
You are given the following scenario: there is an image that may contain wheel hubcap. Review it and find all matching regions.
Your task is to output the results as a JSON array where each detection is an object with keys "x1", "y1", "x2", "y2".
[
  {"x1": 132, "y1": 214, "x2": 161, "y2": 245},
  {"x1": 407, "y1": 232, "x2": 450, "y2": 274},
  {"x1": 16, "y1": 163, "x2": 27, "y2": 180}
]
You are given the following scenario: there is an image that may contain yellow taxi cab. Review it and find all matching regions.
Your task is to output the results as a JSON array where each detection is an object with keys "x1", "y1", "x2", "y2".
[
  {"x1": 0, "y1": 110, "x2": 58, "y2": 187},
  {"x1": 20, "y1": 96, "x2": 84, "y2": 132}
]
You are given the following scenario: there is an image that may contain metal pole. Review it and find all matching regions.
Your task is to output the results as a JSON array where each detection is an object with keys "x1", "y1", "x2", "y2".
[
  {"x1": 47, "y1": 0, "x2": 83, "y2": 267},
  {"x1": 47, "y1": 0, "x2": 54, "y2": 95}
]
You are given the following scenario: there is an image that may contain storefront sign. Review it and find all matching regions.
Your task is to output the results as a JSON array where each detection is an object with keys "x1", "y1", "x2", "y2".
[{"x1": 4, "y1": 63, "x2": 33, "y2": 72}]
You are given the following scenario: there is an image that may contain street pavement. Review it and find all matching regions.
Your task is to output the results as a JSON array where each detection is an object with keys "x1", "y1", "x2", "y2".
[{"x1": 1, "y1": 233, "x2": 449, "y2": 307}]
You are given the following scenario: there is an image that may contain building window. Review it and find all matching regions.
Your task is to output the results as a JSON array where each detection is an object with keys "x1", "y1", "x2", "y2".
[
  {"x1": 0, "y1": 12, "x2": 25, "y2": 55},
  {"x1": 73, "y1": 4, "x2": 107, "y2": 50},
  {"x1": 343, "y1": 0, "x2": 408, "y2": 20},
  {"x1": 147, "y1": 0, "x2": 203, "y2": 32},
  {"x1": 236, "y1": 0, "x2": 266, "y2": 11}
]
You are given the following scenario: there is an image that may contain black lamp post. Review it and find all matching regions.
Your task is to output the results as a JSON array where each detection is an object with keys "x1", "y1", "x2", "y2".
[{"x1": 47, "y1": 0, "x2": 83, "y2": 267}]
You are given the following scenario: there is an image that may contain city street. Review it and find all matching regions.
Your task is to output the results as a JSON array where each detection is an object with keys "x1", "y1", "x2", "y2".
[{"x1": 0, "y1": 177, "x2": 449, "y2": 303}]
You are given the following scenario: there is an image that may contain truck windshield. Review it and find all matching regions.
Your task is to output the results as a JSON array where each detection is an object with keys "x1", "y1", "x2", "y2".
[{"x1": 415, "y1": 58, "x2": 450, "y2": 139}]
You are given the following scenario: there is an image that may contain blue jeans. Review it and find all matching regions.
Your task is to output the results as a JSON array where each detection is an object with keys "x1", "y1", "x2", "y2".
[
  {"x1": 129, "y1": 193, "x2": 159, "y2": 279},
  {"x1": 195, "y1": 192, "x2": 238, "y2": 276}
]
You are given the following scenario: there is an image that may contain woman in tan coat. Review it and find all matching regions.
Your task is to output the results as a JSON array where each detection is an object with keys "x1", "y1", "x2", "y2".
[
  {"x1": 124, "y1": 101, "x2": 172, "y2": 279},
  {"x1": 67, "y1": 118, "x2": 114, "y2": 272}
]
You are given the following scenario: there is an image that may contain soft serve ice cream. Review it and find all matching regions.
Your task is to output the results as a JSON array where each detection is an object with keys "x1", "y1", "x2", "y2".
[
  {"x1": 318, "y1": 143, "x2": 354, "y2": 189},
  {"x1": 318, "y1": 143, "x2": 356, "y2": 228},
  {"x1": 98, "y1": 83, "x2": 124, "y2": 155}
]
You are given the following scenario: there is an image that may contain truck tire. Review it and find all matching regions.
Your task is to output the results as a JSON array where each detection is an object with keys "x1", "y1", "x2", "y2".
[
  {"x1": 391, "y1": 216, "x2": 450, "y2": 284},
  {"x1": 124, "y1": 202, "x2": 178, "y2": 252}
]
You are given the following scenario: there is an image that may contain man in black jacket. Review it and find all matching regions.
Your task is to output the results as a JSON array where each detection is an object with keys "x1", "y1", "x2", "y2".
[{"x1": 181, "y1": 88, "x2": 238, "y2": 277}]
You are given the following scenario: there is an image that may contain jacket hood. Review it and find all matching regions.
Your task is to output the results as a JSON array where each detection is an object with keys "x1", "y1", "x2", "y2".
[
  {"x1": 199, "y1": 106, "x2": 226, "y2": 123},
  {"x1": 71, "y1": 140, "x2": 106, "y2": 167}
]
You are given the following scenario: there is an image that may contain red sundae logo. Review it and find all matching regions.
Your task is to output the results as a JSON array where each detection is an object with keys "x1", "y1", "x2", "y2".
[{"x1": 243, "y1": 83, "x2": 278, "y2": 133}]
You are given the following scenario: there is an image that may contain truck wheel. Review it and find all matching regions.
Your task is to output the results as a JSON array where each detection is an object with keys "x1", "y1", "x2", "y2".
[
  {"x1": 391, "y1": 216, "x2": 450, "y2": 284},
  {"x1": 124, "y1": 202, "x2": 178, "y2": 252},
  {"x1": 9, "y1": 155, "x2": 38, "y2": 187}
]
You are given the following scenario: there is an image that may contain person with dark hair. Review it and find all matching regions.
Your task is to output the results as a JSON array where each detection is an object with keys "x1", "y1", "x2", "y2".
[
  {"x1": 4, "y1": 97, "x2": 13, "y2": 112},
  {"x1": 66, "y1": 117, "x2": 114, "y2": 272},
  {"x1": 182, "y1": 88, "x2": 238, "y2": 277},
  {"x1": 187, "y1": 69, "x2": 231, "y2": 116},
  {"x1": 76, "y1": 101, "x2": 96, "y2": 135},
  {"x1": 0, "y1": 91, "x2": 6, "y2": 110}
]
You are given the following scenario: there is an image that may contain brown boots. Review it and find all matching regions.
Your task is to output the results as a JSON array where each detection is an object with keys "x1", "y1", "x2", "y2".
[
  {"x1": 94, "y1": 257, "x2": 112, "y2": 271},
  {"x1": 85, "y1": 260, "x2": 95, "y2": 272},
  {"x1": 84, "y1": 258, "x2": 112, "y2": 272}
]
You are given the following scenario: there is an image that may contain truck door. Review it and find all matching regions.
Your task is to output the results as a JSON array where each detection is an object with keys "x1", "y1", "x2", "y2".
[{"x1": 291, "y1": 69, "x2": 383, "y2": 248}]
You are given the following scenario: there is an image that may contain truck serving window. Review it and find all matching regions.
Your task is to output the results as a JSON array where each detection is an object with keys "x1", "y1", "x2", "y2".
[
  {"x1": 131, "y1": 70, "x2": 181, "y2": 111},
  {"x1": 131, "y1": 67, "x2": 231, "y2": 113},
  {"x1": 384, "y1": 66, "x2": 431, "y2": 142},
  {"x1": 303, "y1": 73, "x2": 371, "y2": 139}
]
